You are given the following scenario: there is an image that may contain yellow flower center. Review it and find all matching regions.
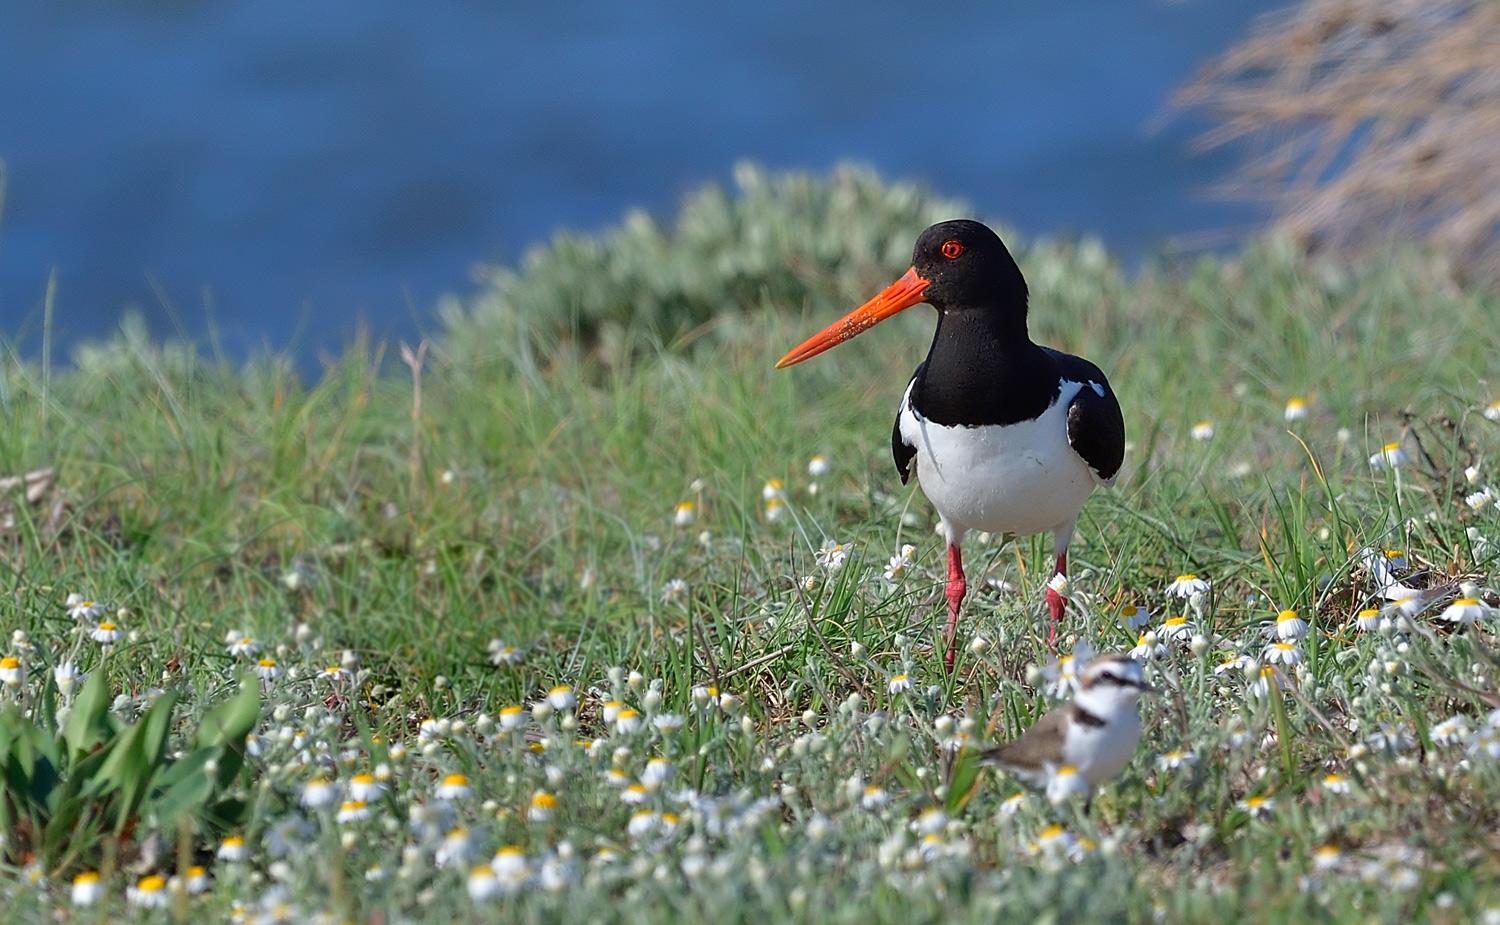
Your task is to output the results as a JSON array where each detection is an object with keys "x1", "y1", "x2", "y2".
[
  {"x1": 532, "y1": 793, "x2": 556, "y2": 808},
  {"x1": 1277, "y1": 610, "x2": 1299, "y2": 622}
]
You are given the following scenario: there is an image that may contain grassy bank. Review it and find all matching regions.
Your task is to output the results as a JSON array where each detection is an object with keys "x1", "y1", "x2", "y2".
[{"x1": 3, "y1": 170, "x2": 1500, "y2": 922}]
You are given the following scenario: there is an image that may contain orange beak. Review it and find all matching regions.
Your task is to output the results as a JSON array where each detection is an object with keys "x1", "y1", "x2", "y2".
[{"x1": 775, "y1": 268, "x2": 931, "y2": 369}]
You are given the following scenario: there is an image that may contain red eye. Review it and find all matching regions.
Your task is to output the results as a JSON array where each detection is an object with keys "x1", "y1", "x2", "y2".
[{"x1": 941, "y1": 239, "x2": 964, "y2": 259}]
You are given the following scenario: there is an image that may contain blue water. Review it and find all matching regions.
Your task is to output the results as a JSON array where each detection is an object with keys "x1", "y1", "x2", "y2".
[{"x1": 0, "y1": 1, "x2": 1284, "y2": 363}]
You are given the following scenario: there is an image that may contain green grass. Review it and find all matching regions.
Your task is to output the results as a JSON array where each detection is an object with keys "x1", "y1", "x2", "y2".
[{"x1": 3, "y1": 183, "x2": 1500, "y2": 922}]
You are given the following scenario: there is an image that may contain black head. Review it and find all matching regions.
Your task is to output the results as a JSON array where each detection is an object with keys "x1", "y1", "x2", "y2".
[
  {"x1": 774, "y1": 218, "x2": 1030, "y2": 369},
  {"x1": 910, "y1": 220, "x2": 1028, "y2": 313}
]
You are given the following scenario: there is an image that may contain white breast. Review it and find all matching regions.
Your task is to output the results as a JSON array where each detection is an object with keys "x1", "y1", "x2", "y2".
[
  {"x1": 898, "y1": 379, "x2": 1101, "y2": 543},
  {"x1": 1062, "y1": 711, "x2": 1143, "y2": 788}
]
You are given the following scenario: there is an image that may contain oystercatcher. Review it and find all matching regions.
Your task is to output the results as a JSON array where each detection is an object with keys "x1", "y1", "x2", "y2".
[{"x1": 776, "y1": 220, "x2": 1124, "y2": 669}]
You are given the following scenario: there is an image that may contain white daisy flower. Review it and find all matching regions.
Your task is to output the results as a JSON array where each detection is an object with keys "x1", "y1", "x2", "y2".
[
  {"x1": 815, "y1": 539, "x2": 851, "y2": 572},
  {"x1": 807, "y1": 454, "x2": 831, "y2": 476},
  {"x1": 887, "y1": 674, "x2": 913, "y2": 695},
  {"x1": 1166, "y1": 574, "x2": 1209, "y2": 598},
  {"x1": 1118, "y1": 604, "x2": 1150, "y2": 631},
  {"x1": 1430, "y1": 715, "x2": 1471, "y2": 746},
  {"x1": 89, "y1": 622, "x2": 121, "y2": 644},
  {"x1": 652, "y1": 713, "x2": 684, "y2": 733},
  {"x1": 1264, "y1": 642, "x2": 1304, "y2": 666},
  {"x1": 255, "y1": 658, "x2": 281, "y2": 680},
  {"x1": 226, "y1": 634, "x2": 261, "y2": 657},
  {"x1": 660, "y1": 579, "x2": 689, "y2": 605},
  {"x1": 614, "y1": 709, "x2": 643, "y2": 735},
  {"x1": 883, "y1": 544, "x2": 917, "y2": 583},
  {"x1": 1190, "y1": 421, "x2": 1215, "y2": 441},
  {"x1": 1032, "y1": 824, "x2": 1078, "y2": 858},
  {"x1": 300, "y1": 777, "x2": 339, "y2": 810},
  {"x1": 467, "y1": 866, "x2": 501, "y2": 901},
  {"x1": 1047, "y1": 765, "x2": 1090, "y2": 804},
  {"x1": 336, "y1": 800, "x2": 372, "y2": 824},
  {"x1": 547, "y1": 685, "x2": 576, "y2": 710},
  {"x1": 528, "y1": 792, "x2": 557, "y2": 823},
  {"x1": 1156, "y1": 750, "x2": 1197, "y2": 771},
  {"x1": 1248, "y1": 666, "x2": 1282, "y2": 699},
  {"x1": 1214, "y1": 654, "x2": 1254, "y2": 676},
  {"x1": 1312, "y1": 844, "x2": 1344, "y2": 871},
  {"x1": 67, "y1": 598, "x2": 104, "y2": 622},
  {"x1": 1369, "y1": 442, "x2": 1410, "y2": 469},
  {"x1": 70, "y1": 872, "x2": 104, "y2": 906},
  {"x1": 1484, "y1": 401, "x2": 1500, "y2": 422},
  {"x1": 1041, "y1": 652, "x2": 1083, "y2": 697},
  {"x1": 1321, "y1": 773, "x2": 1353, "y2": 794},
  {"x1": 0, "y1": 656, "x2": 25, "y2": 687},
  {"x1": 491, "y1": 847, "x2": 530, "y2": 891},
  {"x1": 1236, "y1": 794, "x2": 1274, "y2": 817},
  {"x1": 1353, "y1": 608, "x2": 1382, "y2": 632},
  {"x1": 640, "y1": 758, "x2": 674, "y2": 790},
  {"x1": 217, "y1": 836, "x2": 250, "y2": 862},
  {"x1": 127, "y1": 875, "x2": 168, "y2": 908},
  {"x1": 1274, "y1": 609, "x2": 1308, "y2": 641},
  {"x1": 762, "y1": 478, "x2": 785, "y2": 501},
  {"x1": 1284, "y1": 398, "x2": 1309, "y2": 422},
  {"x1": 1439, "y1": 598, "x2": 1491, "y2": 625},
  {"x1": 673, "y1": 501, "x2": 697, "y2": 527},
  {"x1": 860, "y1": 786, "x2": 889, "y2": 810},
  {"x1": 1131, "y1": 633, "x2": 1168, "y2": 661},
  {"x1": 435, "y1": 773, "x2": 473, "y2": 801},
  {"x1": 348, "y1": 773, "x2": 386, "y2": 802},
  {"x1": 1159, "y1": 616, "x2": 1196, "y2": 643},
  {"x1": 487, "y1": 641, "x2": 526, "y2": 665}
]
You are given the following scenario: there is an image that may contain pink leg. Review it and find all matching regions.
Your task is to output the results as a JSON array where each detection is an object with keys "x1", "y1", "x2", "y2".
[
  {"x1": 944, "y1": 543, "x2": 966, "y2": 672},
  {"x1": 1045, "y1": 551, "x2": 1068, "y2": 647}
]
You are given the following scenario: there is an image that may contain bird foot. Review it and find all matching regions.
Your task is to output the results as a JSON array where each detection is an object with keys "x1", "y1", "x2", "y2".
[{"x1": 1045, "y1": 586, "x2": 1066, "y2": 648}]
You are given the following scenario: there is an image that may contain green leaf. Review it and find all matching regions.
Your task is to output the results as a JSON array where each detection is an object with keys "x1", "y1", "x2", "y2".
[
  {"x1": 93, "y1": 692, "x2": 178, "y2": 832},
  {"x1": 62, "y1": 669, "x2": 114, "y2": 765},
  {"x1": 945, "y1": 748, "x2": 983, "y2": 816},
  {"x1": 192, "y1": 678, "x2": 260, "y2": 789},
  {"x1": 146, "y1": 748, "x2": 219, "y2": 826}
]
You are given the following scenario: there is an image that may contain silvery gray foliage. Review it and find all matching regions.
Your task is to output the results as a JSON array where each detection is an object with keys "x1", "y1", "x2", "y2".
[{"x1": 438, "y1": 162, "x2": 968, "y2": 369}]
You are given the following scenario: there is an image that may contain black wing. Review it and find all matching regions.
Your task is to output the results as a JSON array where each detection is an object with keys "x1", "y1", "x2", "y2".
[
  {"x1": 1065, "y1": 375, "x2": 1125, "y2": 485},
  {"x1": 892, "y1": 367, "x2": 920, "y2": 484}
]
